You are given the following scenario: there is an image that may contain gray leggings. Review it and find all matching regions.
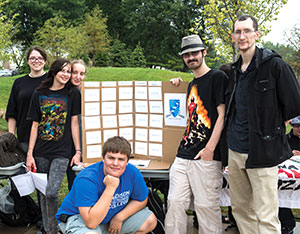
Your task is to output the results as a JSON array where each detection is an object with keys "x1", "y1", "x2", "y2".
[{"x1": 35, "y1": 157, "x2": 69, "y2": 234}]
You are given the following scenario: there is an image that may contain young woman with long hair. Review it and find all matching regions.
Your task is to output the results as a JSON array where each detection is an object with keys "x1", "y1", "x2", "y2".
[{"x1": 26, "y1": 58, "x2": 81, "y2": 234}]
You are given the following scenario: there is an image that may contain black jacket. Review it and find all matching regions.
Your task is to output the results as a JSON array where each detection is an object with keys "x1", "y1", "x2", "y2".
[{"x1": 225, "y1": 47, "x2": 300, "y2": 168}]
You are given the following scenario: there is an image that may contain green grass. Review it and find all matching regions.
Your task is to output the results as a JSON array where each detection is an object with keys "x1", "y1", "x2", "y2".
[{"x1": 0, "y1": 67, "x2": 193, "y2": 110}]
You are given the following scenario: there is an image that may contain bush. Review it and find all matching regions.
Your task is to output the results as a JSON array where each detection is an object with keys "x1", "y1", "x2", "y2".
[
  {"x1": 130, "y1": 43, "x2": 146, "y2": 68},
  {"x1": 109, "y1": 39, "x2": 131, "y2": 67}
]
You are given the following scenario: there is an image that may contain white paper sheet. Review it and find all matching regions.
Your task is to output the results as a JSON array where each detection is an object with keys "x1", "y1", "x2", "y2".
[
  {"x1": 149, "y1": 114, "x2": 163, "y2": 128},
  {"x1": 149, "y1": 101, "x2": 163, "y2": 113},
  {"x1": 135, "y1": 101, "x2": 148, "y2": 113},
  {"x1": 84, "y1": 116, "x2": 101, "y2": 129},
  {"x1": 135, "y1": 142, "x2": 148, "y2": 155},
  {"x1": 135, "y1": 114, "x2": 148, "y2": 127},
  {"x1": 84, "y1": 89, "x2": 100, "y2": 102},
  {"x1": 148, "y1": 81, "x2": 162, "y2": 86},
  {"x1": 119, "y1": 127, "x2": 133, "y2": 140},
  {"x1": 102, "y1": 102, "x2": 116, "y2": 115},
  {"x1": 119, "y1": 87, "x2": 133, "y2": 100},
  {"x1": 149, "y1": 129, "x2": 163, "y2": 142},
  {"x1": 103, "y1": 129, "x2": 118, "y2": 142},
  {"x1": 118, "y1": 114, "x2": 133, "y2": 127},
  {"x1": 164, "y1": 93, "x2": 187, "y2": 127},
  {"x1": 102, "y1": 81, "x2": 116, "y2": 87},
  {"x1": 85, "y1": 103, "x2": 100, "y2": 116},
  {"x1": 84, "y1": 82, "x2": 100, "y2": 87},
  {"x1": 119, "y1": 101, "x2": 133, "y2": 113},
  {"x1": 129, "y1": 159, "x2": 150, "y2": 168},
  {"x1": 102, "y1": 88, "x2": 116, "y2": 101},
  {"x1": 135, "y1": 81, "x2": 147, "y2": 86},
  {"x1": 87, "y1": 145, "x2": 102, "y2": 159},
  {"x1": 135, "y1": 87, "x2": 148, "y2": 99},
  {"x1": 118, "y1": 81, "x2": 133, "y2": 86},
  {"x1": 102, "y1": 115, "x2": 118, "y2": 128},
  {"x1": 135, "y1": 128, "x2": 148, "y2": 141},
  {"x1": 86, "y1": 131, "x2": 102, "y2": 145},
  {"x1": 149, "y1": 143, "x2": 162, "y2": 157},
  {"x1": 148, "y1": 87, "x2": 162, "y2": 100},
  {"x1": 12, "y1": 172, "x2": 47, "y2": 196}
]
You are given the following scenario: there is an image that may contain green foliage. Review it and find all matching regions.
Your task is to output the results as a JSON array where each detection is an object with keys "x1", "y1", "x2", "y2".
[
  {"x1": 109, "y1": 39, "x2": 131, "y2": 67},
  {"x1": 191, "y1": 0, "x2": 288, "y2": 62},
  {"x1": 64, "y1": 25, "x2": 89, "y2": 60},
  {"x1": 0, "y1": 0, "x2": 14, "y2": 65},
  {"x1": 121, "y1": 0, "x2": 202, "y2": 67},
  {"x1": 83, "y1": 6, "x2": 110, "y2": 66},
  {"x1": 33, "y1": 16, "x2": 68, "y2": 60},
  {"x1": 94, "y1": 52, "x2": 110, "y2": 67},
  {"x1": 130, "y1": 43, "x2": 147, "y2": 68}
]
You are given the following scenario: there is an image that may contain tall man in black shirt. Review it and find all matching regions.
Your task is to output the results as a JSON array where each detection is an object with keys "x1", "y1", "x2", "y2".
[{"x1": 226, "y1": 15, "x2": 300, "y2": 234}]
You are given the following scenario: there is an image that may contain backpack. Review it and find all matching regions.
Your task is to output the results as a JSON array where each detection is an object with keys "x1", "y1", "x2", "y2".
[
  {"x1": 147, "y1": 187, "x2": 166, "y2": 234},
  {"x1": 0, "y1": 133, "x2": 26, "y2": 167},
  {"x1": 0, "y1": 182, "x2": 41, "y2": 226}
]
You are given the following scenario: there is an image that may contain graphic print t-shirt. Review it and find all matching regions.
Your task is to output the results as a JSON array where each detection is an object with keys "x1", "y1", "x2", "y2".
[
  {"x1": 177, "y1": 69, "x2": 226, "y2": 160},
  {"x1": 27, "y1": 88, "x2": 81, "y2": 159}
]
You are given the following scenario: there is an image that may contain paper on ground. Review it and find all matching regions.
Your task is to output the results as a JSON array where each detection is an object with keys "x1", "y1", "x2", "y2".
[{"x1": 12, "y1": 172, "x2": 47, "y2": 196}]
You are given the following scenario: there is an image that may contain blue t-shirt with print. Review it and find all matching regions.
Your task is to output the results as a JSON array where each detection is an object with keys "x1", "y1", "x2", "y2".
[{"x1": 56, "y1": 161, "x2": 148, "y2": 224}]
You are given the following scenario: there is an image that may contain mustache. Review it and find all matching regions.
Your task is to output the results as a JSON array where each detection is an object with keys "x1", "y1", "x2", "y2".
[{"x1": 188, "y1": 59, "x2": 198, "y2": 64}]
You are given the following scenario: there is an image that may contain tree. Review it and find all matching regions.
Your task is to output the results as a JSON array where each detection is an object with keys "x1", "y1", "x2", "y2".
[
  {"x1": 130, "y1": 43, "x2": 147, "y2": 67},
  {"x1": 285, "y1": 25, "x2": 300, "y2": 78},
  {"x1": 109, "y1": 39, "x2": 131, "y2": 67},
  {"x1": 0, "y1": 0, "x2": 14, "y2": 65},
  {"x1": 63, "y1": 26, "x2": 89, "y2": 60},
  {"x1": 33, "y1": 16, "x2": 68, "y2": 59},
  {"x1": 121, "y1": 0, "x2": 203, "y2": 67},
  {"x1": 83, "y1": 6, "x2": 110, "y2": 66},
  {"x1": 192, "y1": 0, "x2": 288, "y2": 61}
]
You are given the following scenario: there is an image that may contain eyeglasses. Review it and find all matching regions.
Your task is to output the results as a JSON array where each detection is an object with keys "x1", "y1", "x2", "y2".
[
  {"x1": 182, "y1": 51, "x2": 200, "y2": 59},
  {"x1": 29, "y1": 57, "x2": 45, "y2": 62},
  {"x1": 232, "y1": 29, "x2": 256, "y2": 37}
]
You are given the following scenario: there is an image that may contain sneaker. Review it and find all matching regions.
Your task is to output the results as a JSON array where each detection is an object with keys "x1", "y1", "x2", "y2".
[{"x1": 281, "y1": 226, "x2": 294, "y2": 234}]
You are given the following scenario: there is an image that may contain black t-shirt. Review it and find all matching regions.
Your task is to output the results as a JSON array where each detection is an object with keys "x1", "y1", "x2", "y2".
[
  {"x1": 5, "y1": 73, "x2": 48, "y2": 143},
  {"x1": 27, "y1": 87, "x2": 81, "y2": 159},
  {"x1": 287, "y1": 131, "x2": 300, "y2": 151},
  {"x1": 177, "y1": 69, "x2": 227, "y2": 160}
]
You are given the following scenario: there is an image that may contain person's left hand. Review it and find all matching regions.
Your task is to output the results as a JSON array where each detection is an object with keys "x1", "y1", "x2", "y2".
[
  {"x1": 70, "y1": 152, "x2": 83, "y2": 166},
  {"x1": 108, "y1": 214, "x2": 123, "y2": 234},
  {"x1": 194, "y1": 147, "x2": 214, "y2": 161}
]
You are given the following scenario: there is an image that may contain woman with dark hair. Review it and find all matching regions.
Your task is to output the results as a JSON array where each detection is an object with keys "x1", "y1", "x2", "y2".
[
  {"x1": 26, "y1": 58, "x2": 81, "y2": 234},
  {"x1": 6, "y1": 46, "x2": 48, "y2": 152}
]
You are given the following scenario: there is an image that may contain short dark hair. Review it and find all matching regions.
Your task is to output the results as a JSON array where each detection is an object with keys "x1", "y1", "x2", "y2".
[
  {"x1": 26, "y1": 46, "x2": 48, "y2": 62},
  {"x1": 102, "y1": 136, "x2": 131, "y2": 161},
  {"x1": 233, "y1": 15, "x2": 258, "y2": 32}
]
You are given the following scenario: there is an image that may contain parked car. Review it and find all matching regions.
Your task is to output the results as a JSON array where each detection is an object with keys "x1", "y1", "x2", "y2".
[{"x1": 0, "y1": 69, "x2": 13, "y2": 77}]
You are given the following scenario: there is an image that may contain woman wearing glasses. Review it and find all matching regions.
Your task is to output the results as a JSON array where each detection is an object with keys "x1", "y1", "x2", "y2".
[{"x1": 6, "y1": 46, "x2": 48, "y2": 152}]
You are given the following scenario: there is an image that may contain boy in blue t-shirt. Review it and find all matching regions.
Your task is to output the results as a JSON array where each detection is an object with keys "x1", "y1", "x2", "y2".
[{"x1": 57, "y1": 136, "x2": 157, "y2": 234}]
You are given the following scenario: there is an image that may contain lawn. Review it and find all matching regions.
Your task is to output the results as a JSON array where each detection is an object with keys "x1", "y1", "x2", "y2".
[{"x1": 0, "y1": 67, "x2": 193, "y2": 110}]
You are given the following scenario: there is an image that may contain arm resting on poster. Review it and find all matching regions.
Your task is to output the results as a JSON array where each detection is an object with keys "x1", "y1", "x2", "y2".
[{"x1": 195, "y1": 104, "x2": 225, "y2": 160}]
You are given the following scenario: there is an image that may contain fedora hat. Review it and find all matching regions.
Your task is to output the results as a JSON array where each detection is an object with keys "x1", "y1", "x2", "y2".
[
  {"x1": 290, "y1": 116, "x2": 300, "y2": 125},
  {"x1": 179, "y1": 35, "x2": 205, "y2": 56}
]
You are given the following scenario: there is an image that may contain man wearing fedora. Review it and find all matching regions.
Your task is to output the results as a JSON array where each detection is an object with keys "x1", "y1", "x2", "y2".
[
  {"x1": 226, "y1": 15, "x2": 300, "y2": 234},
  {"x1": 165, "y1": 34, "x2": 227, "y2": 234}
]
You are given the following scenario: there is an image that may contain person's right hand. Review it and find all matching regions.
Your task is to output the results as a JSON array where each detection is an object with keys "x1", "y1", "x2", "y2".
[
  {"x1": 26, "y1": 152, "x2": 36, "y2": 172},
  {"x1": 103, "y1": 174, "x2": 119, "y2": 190},
  {"x1": 170, "y1": 77, "x2": 183, "y2": 86}
]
